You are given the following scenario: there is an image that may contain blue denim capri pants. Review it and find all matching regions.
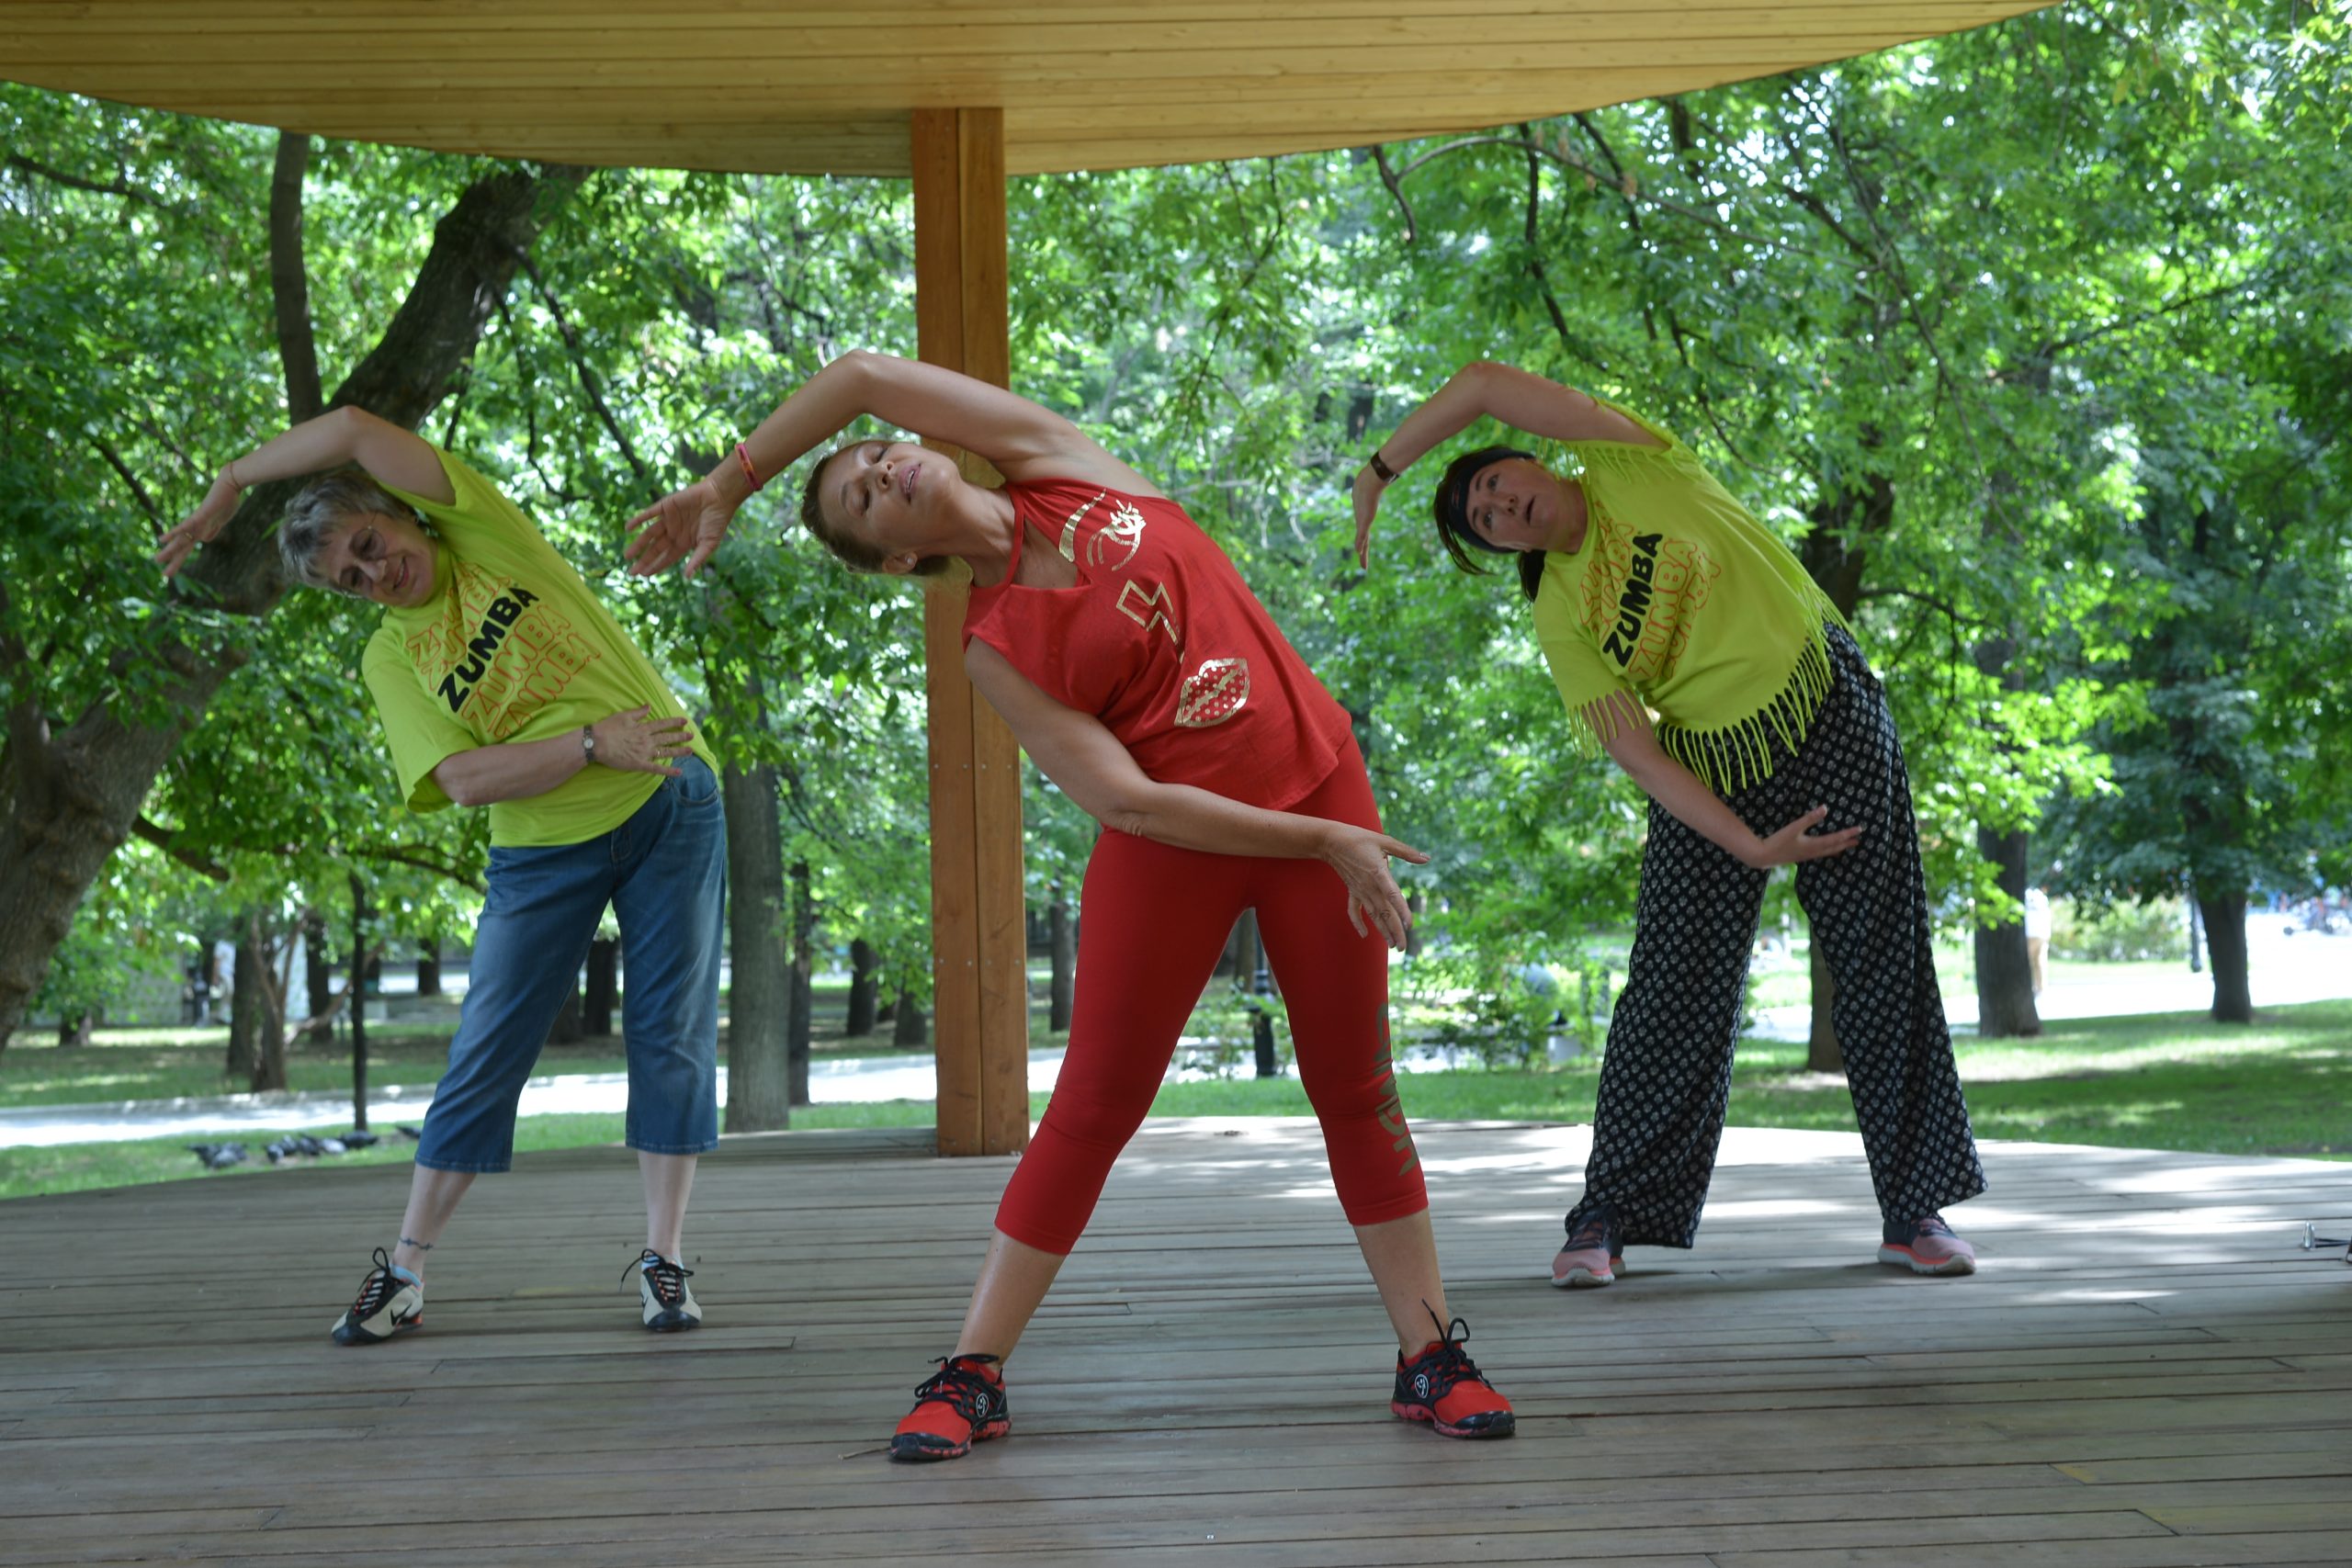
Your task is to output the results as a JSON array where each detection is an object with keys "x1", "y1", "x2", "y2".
[{"x1": 413, "y1": 757, "x2": 726, "y2": 1173}]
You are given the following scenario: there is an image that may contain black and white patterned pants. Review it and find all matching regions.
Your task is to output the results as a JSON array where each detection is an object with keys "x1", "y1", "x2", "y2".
[{"x1": 1565, "y1": 625, "x2": 1986, "y2": 1248}]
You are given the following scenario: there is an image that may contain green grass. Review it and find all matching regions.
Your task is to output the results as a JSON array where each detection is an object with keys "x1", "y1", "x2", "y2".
[
  {"x1": 8, "y1": 999, "x2": 2346, "y2": 1204},
  {"x1": 0, "y1": 1013, "x2": 956, "y2": 1112},
  {"x1": 0, "y1": 1101, "x2": 938, "y2": 1201},
  {"x1": 1741, "y1": 946, "x2": 2204, "y2": 1011},
  {"x1": 1159, "y1": 998, "x2": 2352, "y2": 1162}
]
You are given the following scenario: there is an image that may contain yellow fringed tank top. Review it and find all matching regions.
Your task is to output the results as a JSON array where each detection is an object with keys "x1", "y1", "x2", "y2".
[{"x1": 1528, "y1": 400, "x2": 1848, "y2": 795}]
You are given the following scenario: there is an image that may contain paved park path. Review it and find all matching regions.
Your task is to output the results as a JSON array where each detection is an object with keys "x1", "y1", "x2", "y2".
[{"x1": 6, "y1": 916, "x2": 2343, "y2": 1150}]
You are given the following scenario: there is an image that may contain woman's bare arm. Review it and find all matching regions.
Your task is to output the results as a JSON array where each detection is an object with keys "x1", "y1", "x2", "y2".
[
  {"x1": 965, "y1": 640, "x2": 1424, "y2": 948},
  {"x1": 155, "y1": 407, "x2": 450, "y2": 577}
]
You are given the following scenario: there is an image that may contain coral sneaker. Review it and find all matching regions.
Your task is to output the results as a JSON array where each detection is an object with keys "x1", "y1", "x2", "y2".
[
  {"x1": 1391, "y1": 1315, "x2": 1515, "y2": 1439},
  {"x1": 1878, "y1": 1213, "x2": 1977, "y2": 1276},
  {"x1": 1549, "y1": 1205, "x2": 1623, "y2": 1289},
  {"x1": 891, "y1": 1352, "x2": 1011, "y2": 1462}
]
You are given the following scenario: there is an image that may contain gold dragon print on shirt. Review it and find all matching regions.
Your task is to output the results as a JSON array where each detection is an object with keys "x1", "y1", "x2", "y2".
[
  {"x1": 1578, "y1": 509, "x2": 1723, "y2": 687},
  {"x1": 1059, "y1": 490, "x2": 1250, "y2": 730}
]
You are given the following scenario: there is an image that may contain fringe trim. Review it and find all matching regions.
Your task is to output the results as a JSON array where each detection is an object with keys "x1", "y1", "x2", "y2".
[
  {"x1": 1568, "y1": 689, "x2": 1637, "y2": 761},
  {"x1": 1652, "y1": 625, "x2": 1840, "y2": 796}
]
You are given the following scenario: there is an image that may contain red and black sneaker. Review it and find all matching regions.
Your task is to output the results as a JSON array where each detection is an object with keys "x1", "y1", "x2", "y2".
[
  {"x1": 890, "y1": 1352, "x2": 1011, "y2": 1462},
  {"x1": 329, "y1": 1247, "x2": 424, "y2": 1347},
  {"x1": 1392, "y1": 1314, "x2": 1515, "y2": 1439}
]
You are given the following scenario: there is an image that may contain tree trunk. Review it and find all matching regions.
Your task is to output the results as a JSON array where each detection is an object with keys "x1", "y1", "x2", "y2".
[
  {"x1": 1047, "y1": 884, "x2": 1074, "y2": 1034},
  {"x1": 1806, "y1": 927, "x2": 1843, "y2": 1073},
  {"x1": 269, "y1": 130, "x2": 322, "y2": 423},
  {"x1": 2196, "y1": 877, "x2": 2253, "y2": 1023},
  {"x1": 1973, "y1": 823, "x2": 2041, "y2": 1038},
  {"x1": 787, "y1": 859, "x2": 813, "y2": 1107},
  {"x1": 893, "y1": 987, "x2": 928, "y2": 1047},
  {"x1": 1235, "y1": 909, "x2": 1266, "y2": 996},
  {"x1": 0, "y1": 163, "x2": 582, "y2": 1053},
  {"x1": 57, "y1": 1008, "x2": 96, "y2": 1048},
  {"x1": 545, "y1": 982, "x2": 583, "y2": 1045},
  {"x1": 348, "y1": 874, "x2": 368, "y2": 1132},
  {"x1": 1404, "y1": 891, "x2": 1426, "y2": 959},
  {"x1": 845, "y1": 939, "x2": 880, "y2": 1037},
  {"x1": 243, "y1": 912, "x2": 288, "y2": 1093},
  {"x1": 719, "y1": 759, "x2": 790, "y2": 1133},
  {"x1": 415, "y1": 942, "x2": 443, "y2": 998},
  {"x1": 302, "y1": 907, "x2": 334, "y2": 1043},
  {"x1": 582, "y1": 937, "x2": 617, "y2": 1036},
  {"x1": 1795, "y1": 463, "x2": 1886, "y2": 1076}
]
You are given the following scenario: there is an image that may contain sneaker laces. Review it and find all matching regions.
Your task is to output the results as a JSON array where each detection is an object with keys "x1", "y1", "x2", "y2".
[
  {"x1": 625, "y1": 1249, "x2": 695, "y2": 1308},
  {"x1": 1912, "y1": 1213, "x2": 1956, "y2": 1241},
  {"x1": 1404, "y1": 1309, "x2": 1500, "y2": 1403},
  {"x1": 1565, "y1": 1206, "x2": 1617, "y2": 1254},
  {"x1": 346, "y1": 1246, "x2": 401, "y2": 1318},
  {"x1": 910, "y1": 1354, "x2": 1002, "y2": 1426}
]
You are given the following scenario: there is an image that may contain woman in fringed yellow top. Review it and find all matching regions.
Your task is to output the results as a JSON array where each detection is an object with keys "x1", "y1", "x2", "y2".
[{"x1": 1355, "y1": 360, "x2": 1986, "y2": 1287}]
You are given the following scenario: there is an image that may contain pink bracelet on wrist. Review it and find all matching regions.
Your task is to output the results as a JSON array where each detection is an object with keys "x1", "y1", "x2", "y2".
[{"x1": 734, "y1": 442, "x2": 763, "y2": 494}]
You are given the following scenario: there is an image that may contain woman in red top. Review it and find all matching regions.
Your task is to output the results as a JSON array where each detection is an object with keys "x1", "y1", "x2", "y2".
[{"x1": 628, "y1": 351, "x2": 1512, "y2": 1461}]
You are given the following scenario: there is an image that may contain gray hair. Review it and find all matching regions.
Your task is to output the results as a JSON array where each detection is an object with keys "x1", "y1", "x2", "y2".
[{"x1": 277, "y1": 468, "x2": 425, "y2": 593}]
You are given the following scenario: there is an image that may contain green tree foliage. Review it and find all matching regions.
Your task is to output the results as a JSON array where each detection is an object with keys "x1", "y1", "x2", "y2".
[{"x1": 4, "y1": 1, "x2": 2346, "y2": 1055}]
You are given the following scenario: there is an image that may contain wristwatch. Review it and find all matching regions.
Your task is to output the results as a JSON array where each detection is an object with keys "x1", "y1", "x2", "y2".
[{"x1": 581, "y1": 725, "x2": 596, "y2": 763}]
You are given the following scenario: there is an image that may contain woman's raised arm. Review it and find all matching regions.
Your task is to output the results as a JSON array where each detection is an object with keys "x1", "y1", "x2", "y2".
[
  {"x1": 154, "y1": 407, "x2": 449, "y2": 577},
  {"x1": 1351, "y1": 360, "x2": 1660, "y2": 567},
  {"x1": 627, "y1": 351, "x2": 1158, "y2": 579}
]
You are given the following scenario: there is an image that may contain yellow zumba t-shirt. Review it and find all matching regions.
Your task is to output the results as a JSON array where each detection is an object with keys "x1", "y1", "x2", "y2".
[
  {"x1": 362, "y1": 448, "x2": 714, "y2": 848},
  {"x1": 1529, "y1": 401, "x2": 1848, "y2": 795}
]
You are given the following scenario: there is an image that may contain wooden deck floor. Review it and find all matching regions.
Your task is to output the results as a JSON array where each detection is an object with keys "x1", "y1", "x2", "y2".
[{"x1": 4, "y1": 1118, "x2": 2348, "y2": 1566}]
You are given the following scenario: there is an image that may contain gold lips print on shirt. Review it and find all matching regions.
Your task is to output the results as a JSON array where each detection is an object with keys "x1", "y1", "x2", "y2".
[{"x1": 1175, "y1": 656, "x2": 1250, "y2": 728}]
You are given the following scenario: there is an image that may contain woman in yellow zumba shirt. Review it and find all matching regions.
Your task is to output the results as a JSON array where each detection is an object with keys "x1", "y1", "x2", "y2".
[
  {"x1": 157, "y1": 406, "x2": 724, "y2": 1345},
  {"x1": 1354, "y1": 361, "x2": 1985, "y2": 1286}
]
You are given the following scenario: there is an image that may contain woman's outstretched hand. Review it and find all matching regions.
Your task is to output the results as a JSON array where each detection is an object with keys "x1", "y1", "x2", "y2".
[
  {"x1": 1351, "y1": 465, "x2": 1388, "y2": 570},
  {"x1": 589, "y1": 705, "x2": 695, "y2": 777},
  {"x1": 1321, "y1": 821, "x2": 1430, "y2": 951},
  {"x1": 153, "y1": 472, "x2": 244, "y2": 578},
  {"x1": 1743, "y1": 806, "x2": 1863, "y2": 869},
  {"x1": 625, "y1": 479, "x2": 735, "y2": 579}
]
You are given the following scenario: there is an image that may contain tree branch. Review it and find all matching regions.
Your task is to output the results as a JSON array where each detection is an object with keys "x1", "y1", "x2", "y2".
[
  {"x1": 88, "y1": 436, "x2": 163, "y2": 529},
  {"x1": 1386, "y1": 133, "x2": 1815, "y2": 257},
  {"x1": 513, "y1": 248, "x2": 655, "y2": 490},
  {"x1": 2030, "y1": 273, "x2": 2276, "y2": 366},
  {"x1": 349, "y1": 841, "x2": 486, "y2": 895},
  {"x1": 1370, "y1": 143, "x2": 1418, "y2": 243},
  {"x1": 1857, "y1": 585, "x2": 1995, "y2": 632},
  {"x1": 6, "y1": 152, "x2": 173, "y2": 211},
  {"x1": 131, "y1": 814, "x2": 230, "y2": 881}
]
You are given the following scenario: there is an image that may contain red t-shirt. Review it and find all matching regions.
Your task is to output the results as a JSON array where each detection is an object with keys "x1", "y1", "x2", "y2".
[{"x1": 961, "y1": 478, "x2": 1353, "y2": 811}]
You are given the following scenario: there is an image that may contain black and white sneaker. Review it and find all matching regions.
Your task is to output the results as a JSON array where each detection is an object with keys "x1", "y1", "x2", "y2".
[
  {"x1": 631, "y1": 1250, "x2": 702, "y2": 1332},
  {"x1": 330, "y1": 1247, "x2": 424, "y2": 1347}
]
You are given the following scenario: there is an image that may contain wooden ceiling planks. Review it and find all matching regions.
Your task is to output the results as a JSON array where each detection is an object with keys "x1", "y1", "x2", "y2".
[{"x1": 0, "y1": 0, "x2": 2050, "y2": 175}]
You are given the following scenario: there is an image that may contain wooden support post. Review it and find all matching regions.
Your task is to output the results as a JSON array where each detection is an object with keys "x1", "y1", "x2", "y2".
[{"x1": 912, "y1": 107, "x2": 1030, "y2": 1157}]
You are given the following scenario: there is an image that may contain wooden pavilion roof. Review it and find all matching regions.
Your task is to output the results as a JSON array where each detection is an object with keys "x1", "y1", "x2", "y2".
[{"x1": 2, "y1": 0, "x2": 2051, "y2": 175}]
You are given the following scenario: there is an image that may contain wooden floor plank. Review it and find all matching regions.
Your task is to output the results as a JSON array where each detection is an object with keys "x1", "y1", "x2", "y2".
[{"x1": 3, "y1": 1121, "x2": 2347, "y2": 1565}]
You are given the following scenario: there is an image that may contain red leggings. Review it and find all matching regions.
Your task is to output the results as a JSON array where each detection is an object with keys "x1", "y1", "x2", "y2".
[{"x1": 994, "y1": 744, "x2": 1429, "y2": 1255}]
